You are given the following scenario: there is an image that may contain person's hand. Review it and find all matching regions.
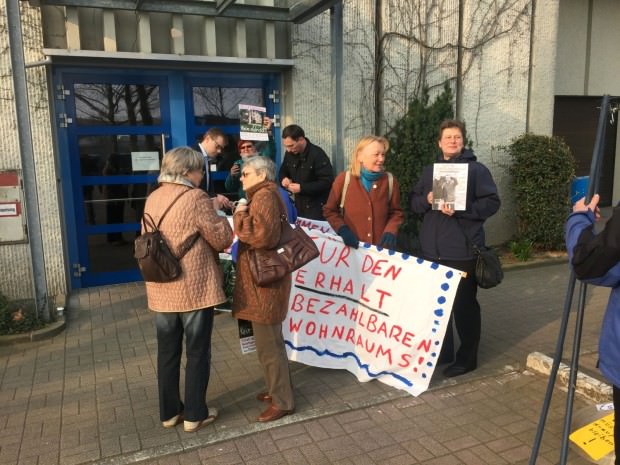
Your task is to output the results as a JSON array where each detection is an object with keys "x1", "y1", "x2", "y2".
[
  {"x1": 379, "y1": 232, "x2": 397, "y2": 250},
  {"x1": 230, "y1": 164, "x2": 240, "y2": 176},
  {"x1": 281, "y1": 177, "x2": 291, "y2": 189},
  {"x1": 427, "y1": 191, "x2": 433, "y2": 205},
  {"x1": 337, "y1": 225, "x2": 359, "y2": 249},
  {"x1": 287, "y1": 183, "x2": 301, "y2": 194},
  {"x1": 440, "y1": 203, "x2": 454, "y2": 217},
  {"x1": 216, "y1": 194, "x2": 232, "y2": 210},
  {"x1": 573, "y1": 194, "x2": 601, "y2": 221}
]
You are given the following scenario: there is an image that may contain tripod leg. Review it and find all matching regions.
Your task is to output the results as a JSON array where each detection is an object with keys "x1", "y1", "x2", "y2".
[
  {"x1": 528, "y1": 272, "x2": 577, "y2": 465},
  {"x1": 559, "y1": 281, "x2": 588, "y2": 464}
]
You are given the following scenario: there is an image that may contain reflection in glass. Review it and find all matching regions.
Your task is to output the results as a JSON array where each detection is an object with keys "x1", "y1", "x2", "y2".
[
  {"x1": 193, "y1": 87, "x2": 263, "y2": 125},
  {"x1": 78, "y1": 135, "x2": 162, "y2": 176},
  {"x1": 74, "y1": 83, "x2": 161, "y2": 126},
  {"x1": 87, "y1": 233, "x2": 138, "y2": 272},
  {"x1": 82, "y1": 183, "x2": 155, "y2": 227}
]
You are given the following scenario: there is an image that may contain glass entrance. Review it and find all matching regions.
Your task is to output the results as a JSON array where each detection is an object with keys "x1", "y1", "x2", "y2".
[{"x1": 55, "y1": 69, "x2": 280, "y2": 288}]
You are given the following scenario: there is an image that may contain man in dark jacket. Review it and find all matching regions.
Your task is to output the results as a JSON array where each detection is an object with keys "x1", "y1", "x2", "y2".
[
  {"x1": 410, "y1": 119, "x2": 500, "y2": 378},
  {"x1": 279, "y1": 124, "x2": 334, "y2": 220}
]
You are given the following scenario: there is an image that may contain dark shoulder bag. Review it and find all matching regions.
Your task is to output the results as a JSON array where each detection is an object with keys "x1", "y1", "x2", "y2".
[
  {"x1": 134, "y1": 188, "x2": 199, "y2": 283},
  {"x1": 455, "y1": 219, "x2": 503, "y2": 289},
  {"x1": 246, "y1": 196, "x2": 320, "y2": 286}
]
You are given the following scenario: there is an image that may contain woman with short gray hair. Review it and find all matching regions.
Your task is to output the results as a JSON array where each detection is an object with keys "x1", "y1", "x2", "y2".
[{"x1": 143, "y1": 146, "x2": 233, "y2": 433}]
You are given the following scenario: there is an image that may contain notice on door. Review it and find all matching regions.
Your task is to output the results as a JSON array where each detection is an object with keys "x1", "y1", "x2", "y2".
[{"x1": 131, "y1": 151, "x2": 160, "y2": 172}]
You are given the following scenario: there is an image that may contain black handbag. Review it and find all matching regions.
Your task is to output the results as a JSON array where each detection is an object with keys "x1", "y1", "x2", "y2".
[
  {"x1": 456, "y1": 220, "x2": 503, "y2": 289},
  {"x1": 246, "y1": 197, "x2": 319, "y2": 286},
  {"x1": 134, "y1": 188, "x2": 199, "y2": 283}
]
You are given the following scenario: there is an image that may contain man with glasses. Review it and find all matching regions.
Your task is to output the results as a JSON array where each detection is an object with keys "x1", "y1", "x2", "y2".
[
  {"x1": 279, "y1": 124, "x2": 334, "y2": 220},
  {"x1": 192, "y1": 127, "x2": 232, "y2": 210}
]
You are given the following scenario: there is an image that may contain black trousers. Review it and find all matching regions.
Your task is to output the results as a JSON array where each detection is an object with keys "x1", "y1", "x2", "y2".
[
  {"x1": 155, "y1": 309, "x2": 214, "y2": 422},
  {"x1": 436, "y1": 258, "x2": 480, "y2": 367}
]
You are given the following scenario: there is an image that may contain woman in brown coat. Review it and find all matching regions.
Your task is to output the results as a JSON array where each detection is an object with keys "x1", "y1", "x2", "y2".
[
  {"x1": 232, "y1": 156, "x2": 294, "y2": 422},
  {"x1": 323, "y1": 135, "x2": 404, "y2": 249},
  {"x1": 143, "y1": 146, "x2": 233, "y2": 433}
]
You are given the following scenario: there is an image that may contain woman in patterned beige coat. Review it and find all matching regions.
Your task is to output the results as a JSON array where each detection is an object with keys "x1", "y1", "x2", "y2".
[
  {"x1": 232, "y1": 156, "x2": 294, "y2": 423},
  {"x1": 143, "y1": 146, "x2": 233, "y2": 433}
]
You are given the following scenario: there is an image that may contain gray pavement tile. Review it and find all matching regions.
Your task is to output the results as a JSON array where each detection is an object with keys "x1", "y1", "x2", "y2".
[{"x1": 0, "y1": 263, "x2": 614, "y2": 465}]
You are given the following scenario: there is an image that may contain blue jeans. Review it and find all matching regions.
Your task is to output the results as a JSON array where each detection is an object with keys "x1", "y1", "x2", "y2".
[{"x1": 155, "y1": 309, "x2": 214, "y2": 422}]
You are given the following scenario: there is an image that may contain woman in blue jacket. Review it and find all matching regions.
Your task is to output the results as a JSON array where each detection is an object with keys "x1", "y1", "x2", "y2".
[
  {"x1": 566, "y1": 193, "x2": 620, "y2": 465},
  {"x1": 410, "y1": 119, "x2": 500, "y2": 377}
]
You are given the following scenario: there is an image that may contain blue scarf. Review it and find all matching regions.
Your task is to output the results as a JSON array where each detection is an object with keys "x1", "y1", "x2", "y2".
[{"x1": 360, "y1": 168, "x2": 384, "y2": 192}]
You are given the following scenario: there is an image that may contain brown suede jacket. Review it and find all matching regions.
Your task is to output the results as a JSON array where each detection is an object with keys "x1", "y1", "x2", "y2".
[{"x1": 232, "y1": 180, "x2": 292, "y2": 324}]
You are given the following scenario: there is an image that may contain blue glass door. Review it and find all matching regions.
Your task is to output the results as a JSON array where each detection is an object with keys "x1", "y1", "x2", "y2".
[{"x1": 55, "y1": 69, "x2": 281, "y2": 289}]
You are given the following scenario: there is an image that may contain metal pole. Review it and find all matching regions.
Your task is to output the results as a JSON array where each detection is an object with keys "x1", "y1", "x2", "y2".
[
  {"x1": 330, "y1": 1, "x2": 344, "y2": 173},
  {"x1": 6, "y1": 0, "x2": 50, "y2": 321}
]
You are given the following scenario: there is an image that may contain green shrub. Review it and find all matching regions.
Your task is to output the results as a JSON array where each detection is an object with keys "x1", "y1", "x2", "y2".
[
  {"x1": 509, "y1": 238, "x2": 534, "y2": 261},
  {"x1": 0, "y1": 295, "x2": 44, "y2": 335},
  {"x1": 506, "y1": 134, "x2": 575, "y2": 250},
  {"x1": 385, "y1": 83, "x2": 455, "y2": 252}
]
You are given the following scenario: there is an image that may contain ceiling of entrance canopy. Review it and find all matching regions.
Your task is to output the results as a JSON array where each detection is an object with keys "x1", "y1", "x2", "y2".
[{"x1": 30, "y1": 0, "x2": 340, "y2": 23}]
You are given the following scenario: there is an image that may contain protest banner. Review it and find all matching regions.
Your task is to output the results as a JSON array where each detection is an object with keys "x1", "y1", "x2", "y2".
[{"x1": 283, "y1": 229, "x2": 461, "y2": 397}]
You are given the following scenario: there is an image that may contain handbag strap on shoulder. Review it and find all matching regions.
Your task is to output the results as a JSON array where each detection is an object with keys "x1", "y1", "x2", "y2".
[
  {"x1": 155, "y1": 187, "x2": 193, "y2": 228},
  {"x1": 454, "y1": 218, "x2": 481, "y2": 254}
]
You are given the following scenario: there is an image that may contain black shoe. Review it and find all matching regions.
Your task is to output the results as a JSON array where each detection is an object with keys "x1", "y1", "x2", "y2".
[{"x1": 443, "y1": 362, "x2": 476, "y2": 378}]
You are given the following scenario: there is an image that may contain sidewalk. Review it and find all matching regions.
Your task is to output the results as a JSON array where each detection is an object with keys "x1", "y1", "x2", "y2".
[{"x1": 0, "y1": 262, "x2": 612, "y2": 465}]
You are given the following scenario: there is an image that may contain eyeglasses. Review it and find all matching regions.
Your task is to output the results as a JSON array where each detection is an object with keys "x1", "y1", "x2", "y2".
[
  {"x1": 214, "y1": 141, "x2": 225, "y2": 151},
  {"x1": 240, "y1": 170, "x2": 254, "y2": 178}
]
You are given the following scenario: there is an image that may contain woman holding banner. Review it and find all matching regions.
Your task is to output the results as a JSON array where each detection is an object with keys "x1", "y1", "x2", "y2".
[
  {"x1": 410, "y1": 119, "x2": 500, "y2": 378},
  {"x1": 323, "y1": 135, "x2": 404, "y2": 249},
  {"x1": 231, "y1": 156, "x2": 295, "y2": 422}
]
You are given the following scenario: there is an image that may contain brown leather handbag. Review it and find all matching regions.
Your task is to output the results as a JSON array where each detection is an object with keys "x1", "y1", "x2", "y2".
[{"x1": 247, "y1": 200, "x2": 319, "y2": 286}]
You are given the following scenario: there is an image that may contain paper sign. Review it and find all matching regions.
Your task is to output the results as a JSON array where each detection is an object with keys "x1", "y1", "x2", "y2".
[
  {"x1": 432, "y1": 163, "x2": 468, "y2": 211},
  {"x1": 238, "y1": 319, "x2": 256, "y2": 354},
  {"x1": 131, "y1": 151, "x2": 160, "y2": 171},
  {"x1": 283, "y1": 229, "x2": 461, "y2": 397},
  {"x1": 569, "y1": 413, "x2": 615, "y2": 461},
  {"x1": 239, "y1": 104, "x2": 268, "y2": 141}
]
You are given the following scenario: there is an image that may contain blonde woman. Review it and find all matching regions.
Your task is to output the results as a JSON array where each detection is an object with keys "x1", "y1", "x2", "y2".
[{"x1": 323, "y1": 135, "x2": 404, "y2": 249}]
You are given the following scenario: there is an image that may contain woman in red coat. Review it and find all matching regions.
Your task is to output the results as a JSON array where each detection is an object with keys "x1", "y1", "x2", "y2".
[{"x1": 323, "y1": 135, "x2": 404, "y2": 249}]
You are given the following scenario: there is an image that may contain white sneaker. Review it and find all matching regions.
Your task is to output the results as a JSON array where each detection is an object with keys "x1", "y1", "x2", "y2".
[{"x1": 183, "y1": 407, "x2": 219, "y2": 433}]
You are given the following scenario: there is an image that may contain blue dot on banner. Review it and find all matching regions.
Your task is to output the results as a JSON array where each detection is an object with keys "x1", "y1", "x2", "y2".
[
  {"x1": 402, "y1": 254, "x2": 410, "y2": 260},
  {"x1": 434, "y1": 320, "x2": 440, "y2": 325},
  {"x1": 441, "y1": 283, "x2": 449, "y2": 291},
  {"x1": 422, "y1": 373, "x2": 427, "y2": 379},
  {"x1": 446, "y1": 270, "x2": 454, "y2": 278},
  {"x1": 363, "y1": 243, "x2": 371, "y2": 248},
  {"x1": 437, "y1": 296, "x2": 446, "y2": 304},
  {"x1": 388, "y1": 249, "x2": 396, "y2": 256},
  {"x1": 434, "y1": 309, "x2": 444, "y2": 317},
  {"x1": 417, "y1": 257, "x2": 424, "y2": 264},
  {"x1": 431, "y1": 352, "x2": 437, "y2": 357},
  {"x1": 376, "y1": 246, "x2": 383, "y2": 252},
  {"x1": 435, "y1": 340, "x2": 441, "y2": 345},
  {"x1": 426, "y1": 362, "x2": 433, "y2": 367},
  {"x1": 431, "y1": 262, "x2": 439, "y2": 270},
  {"x1": 432, "y1": 328, "x2": 437, "y2": 333}
]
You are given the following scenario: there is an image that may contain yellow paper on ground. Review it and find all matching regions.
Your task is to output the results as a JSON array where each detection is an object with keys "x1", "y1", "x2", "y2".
[{"x1": 569, "y1": 413, "x2": 615, "y2": 461}]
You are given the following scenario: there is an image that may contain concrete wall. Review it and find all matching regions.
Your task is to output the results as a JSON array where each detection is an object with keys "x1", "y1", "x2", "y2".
[{"x1": 0, "y1": 3, "x2": 65, "y2": 301}]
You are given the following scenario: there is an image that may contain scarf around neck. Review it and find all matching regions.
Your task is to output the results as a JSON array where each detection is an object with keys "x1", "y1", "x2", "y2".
[{"x1": 360, "y1": 168, "x2": 384, "y2": 192}]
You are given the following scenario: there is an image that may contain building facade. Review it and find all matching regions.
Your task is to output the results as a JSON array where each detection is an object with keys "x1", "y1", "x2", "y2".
[{"x1": 1, "y1": 0, "x2": 618, "y2": 303}]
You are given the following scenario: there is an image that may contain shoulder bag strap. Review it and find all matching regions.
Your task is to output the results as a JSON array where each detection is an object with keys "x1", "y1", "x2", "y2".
[
  {"x1": 455, "y1": 218, "x2": 480, "y2": 254},
  {"x1": 155, "y1": 187, "x2": 193, "y2": 228},
  {"x1": 339, "y1": 171, "x2": 352, "y2": 211}
]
